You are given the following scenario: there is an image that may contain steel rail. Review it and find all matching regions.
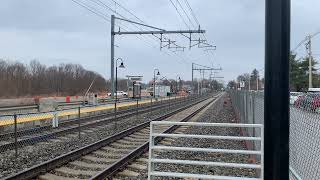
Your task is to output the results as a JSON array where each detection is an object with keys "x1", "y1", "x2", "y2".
[
  {"x1": 0, "y1": 97, "x2": 177, "y2": 139},
  {"x1": 91, "y1": 98, "x2": 215, "y2": 179},
  {"x1": 0, "y1": 96, "x2": 194, "y2": 151},
  {"x1": 3, "y1": 95, "x2": 209, "y2": 180}
]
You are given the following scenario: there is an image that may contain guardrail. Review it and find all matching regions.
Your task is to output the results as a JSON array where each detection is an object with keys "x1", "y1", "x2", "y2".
[{"x1": 148, "y1": 121, "x2": 264, "y2": 180}]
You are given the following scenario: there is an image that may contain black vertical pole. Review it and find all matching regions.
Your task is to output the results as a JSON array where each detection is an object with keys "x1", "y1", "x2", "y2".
[
  {"x1": 136, "y1": 99, "x2": 139, "y2": 120},
  {"x1": 265, "y1": 0, "x2": 290, "y2": 179},
  {"x1": 14, "y1": 114, "x2": 18, "y2": 159}
]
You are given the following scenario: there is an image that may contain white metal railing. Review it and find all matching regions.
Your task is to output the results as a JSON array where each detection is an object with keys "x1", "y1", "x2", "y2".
[{"x1": 148, "y1": 121, "x2": 264, "y2": 180}]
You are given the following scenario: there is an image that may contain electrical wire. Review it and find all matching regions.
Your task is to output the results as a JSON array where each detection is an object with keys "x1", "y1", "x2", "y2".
[
  {"x1": 176, "y1": 0, "x2": 196, "y2": 29},
  {"x1": 71, "y1": 0, "x2": 111, "y2": 22},
  {"x1": 169, "y1": 0, "x2": 191, "y2": 29},
  {"x1": 71, "y1": 0, "x2": 192, "y2": 65}
]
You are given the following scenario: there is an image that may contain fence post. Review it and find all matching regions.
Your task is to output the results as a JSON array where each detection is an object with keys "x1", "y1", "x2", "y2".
[
  {"x1": 252, "y1": 92, "x2": 256, "y2": 137},
  {"x1": 78, "y1": 106, "x2": 81, "y2": 139},
  {"x1": 14, "y1": 114, "x2": 18, "y2": 159}
]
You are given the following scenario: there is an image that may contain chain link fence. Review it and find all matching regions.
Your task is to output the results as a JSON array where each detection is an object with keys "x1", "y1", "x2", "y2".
[{"x1": 229, "y1": 90, "x2": 320, "y2": 180}]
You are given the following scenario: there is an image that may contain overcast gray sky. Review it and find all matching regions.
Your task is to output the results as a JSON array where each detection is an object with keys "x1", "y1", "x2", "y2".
[{"x1": 0, "y1": 0, "x2": 319, "y2": 83}]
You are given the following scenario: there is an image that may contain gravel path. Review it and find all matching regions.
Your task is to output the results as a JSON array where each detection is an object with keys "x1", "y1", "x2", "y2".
[
  {"x1": 114, "y1": 94, "x2": 259, "y2": 179},
  {"x1": 0, "y1": 96, "x2": 199, "y2": 179}
]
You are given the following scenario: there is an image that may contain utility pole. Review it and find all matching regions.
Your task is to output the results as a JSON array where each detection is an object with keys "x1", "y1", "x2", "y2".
[
  {"x1": 307, "y1": 35, "x2": 313, "y2": 89},
  {"x1": 110, "y1": 15, "x2": 207, "y2": 98},
  {"x1": 256, "y1": 75, "x2": 259, "y2": 91},
  {"x1": 191, "y1": 63, "x2": 194, "y2": 82},
  {"x1": 111, "y1": 15, "x2": 115, "y2": 99},
  {"x1": 248, "y1": 76, "x2": 251, "y2": 91}
]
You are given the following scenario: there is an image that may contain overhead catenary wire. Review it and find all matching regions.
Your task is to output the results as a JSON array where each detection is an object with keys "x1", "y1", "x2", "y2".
[
  {"x1": 183, "y1": 0, "x2": 200, "y2": 25},
  {"x1": 169, "y1": 0, "x2": 191, "y2": 30},
  {"x1": 176, "y1": 0, "x2": 217, "y2": 64},
  {"x1": 71, "y1": 0, "x2": 192, "y2": 65},
  {"x1": 71, "y1": 0, "x2": 111, "y2": 22},
  {"x1": 71, "y1": 0, "x2": 160, "y2": 49},
  {"x1": 103, "y1": 0, "x2": 193, "y2": 64},
  {"x1": 175, "y1": 0, "x2": 196, "y2": 29},
  {"x1": 89, "y1": 0, "x2": 186, "y2": 51}
]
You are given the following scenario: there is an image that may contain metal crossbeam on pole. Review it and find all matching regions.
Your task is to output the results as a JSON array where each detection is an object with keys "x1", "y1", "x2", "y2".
[
  {"x1": 193, "y1": 68, "x2": 222, "y2": 71},
  {"x1": 114, "y1": 30, "x2": 205, "y2": 35},
  {"x1": 191, "y1": 62, "x2": 222, "y2": 94},
  {"x1": 110, "y1": 15, "x2": 208, "y2": 98}
]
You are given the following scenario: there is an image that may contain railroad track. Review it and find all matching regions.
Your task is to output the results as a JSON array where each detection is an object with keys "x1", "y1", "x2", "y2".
[
  {"x1": 4, "y1": 94, "x2": 218, "y2": 180},
  {"x1": 0, "y1": 95, "x2": 195, "y2": 151}
]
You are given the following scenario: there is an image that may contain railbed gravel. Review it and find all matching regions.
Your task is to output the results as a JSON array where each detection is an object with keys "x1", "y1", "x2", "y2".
[
  {"x1": 126, "y1": 94, "x2": 258, "y2": 180},
  {"x1": 0, "y1": 97, "x2": 196, "y2": 179}
]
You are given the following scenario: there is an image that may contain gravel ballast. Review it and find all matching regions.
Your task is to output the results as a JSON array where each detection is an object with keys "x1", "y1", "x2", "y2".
[
  {"x1": 0, "y1": 96, "x2": 200, "y2": 179},
  {"x1": 115, "y1": 93, "x2": 259, "y2": 179}
]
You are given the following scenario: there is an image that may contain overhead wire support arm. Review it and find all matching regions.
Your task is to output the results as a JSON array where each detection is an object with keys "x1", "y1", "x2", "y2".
[
  {"x1": 110, "y1": 15, "x2": 207, "y2": 98},
  {"x1": 114, "y1": 16, "x2": 165, "y2": 31},
  {"x1": 114, "y1": 29, "x2": 205, "y2": 35}
]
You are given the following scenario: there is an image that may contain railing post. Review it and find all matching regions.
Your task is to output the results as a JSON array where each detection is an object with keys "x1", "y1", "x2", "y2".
[
  {"x1": 148, "y1": 122, "x2": 155, "y2": 180},
  {"x1": 14, "y1": 114, "x2": 18, "y2": 159}
]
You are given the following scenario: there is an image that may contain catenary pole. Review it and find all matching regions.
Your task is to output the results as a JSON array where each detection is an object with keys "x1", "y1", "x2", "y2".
[{"x1": 111, "y1": 15, "x2": 115, "y2": 99}]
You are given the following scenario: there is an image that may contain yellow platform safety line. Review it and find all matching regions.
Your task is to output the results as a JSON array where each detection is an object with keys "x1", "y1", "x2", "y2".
[{"x1": 0, "y1": 96, "x2": 182, "y2": 127}]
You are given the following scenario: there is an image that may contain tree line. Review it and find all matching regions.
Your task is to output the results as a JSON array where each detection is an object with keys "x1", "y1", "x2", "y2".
[
  {"x1": 227, "y1": 53, "x2": 320, "y2": 92},
  {"x1": 227, "y1": 69, "x2": 264, "y2": 90},
  {"x1": 0, "y1": 60, "x2": 107, "y2": 97}
]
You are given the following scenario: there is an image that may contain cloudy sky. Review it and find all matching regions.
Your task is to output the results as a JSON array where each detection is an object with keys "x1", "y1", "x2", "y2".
[{"x1": 0, "y1": 0, "x2": 319, "y2": 83}]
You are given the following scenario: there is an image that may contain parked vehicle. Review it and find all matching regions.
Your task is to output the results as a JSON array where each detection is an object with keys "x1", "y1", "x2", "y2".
[
  {"x1": 107, "y1": 91, "x2": 128, "y2": 97},
  {"x1": 294, "y1": 95, "x2": 305, "y2": 108},
  {"x1": 290, "y1": 92, "x2": 303, "y2": 105},
  {"x1": 295, "y1": 93, "x2": 320, "y2": 112}
]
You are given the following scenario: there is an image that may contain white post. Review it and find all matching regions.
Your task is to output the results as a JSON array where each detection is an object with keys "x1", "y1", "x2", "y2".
[{"x1": 148, "y1": 123, "x2": 155, "y2": 180}]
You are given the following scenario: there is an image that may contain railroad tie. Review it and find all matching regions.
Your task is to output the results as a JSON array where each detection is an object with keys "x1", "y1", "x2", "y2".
[
  {"x1": 38, "y1": 173, "x2": 82, "y2": 180},
  {"x1": 54, "y1": 166, "x2": 98, "y2": 177},
  {"x1": 135, "y1": 157, "x2": 149, "y2": 163},
  {"x1": 92, "y1": 150, "x2": 118, "y2": 157},
  {"x1": 110, "y1": 142, "x2": 138, "y2": 148},
  {"x1": 127, "y1": 163, "x2": 147, "y2": 170},
  {"x1": 81, "y1": 155, "x2": 115, "y2": 164},
  {"x1": 101, "y1": 146, "x2": 131, "y2": 153},
  {"x1": 117, "y1": 139, "x2": 143, "y2": 145},
  {"x1": 132, "y1": 132, "x2": 148, "y2": 136},
  {"x1": 127, "y1": 134, "x2": 148, "y2": 140},
  {"x1": 122, "y1": 136, "x2": 147, "y2": 142},
  {"x1": 68, "y1": 160, "x2": 105, "y2": 170},
  {"x1": 117, "y1": 169, "x2": 140, "y2": 177}
]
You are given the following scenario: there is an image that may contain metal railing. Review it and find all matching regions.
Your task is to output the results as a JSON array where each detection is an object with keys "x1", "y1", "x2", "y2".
[
  {"x1": 229, "y1": 90, "x2": 319, "y2": 180},
  {"x1": 148, "y1": 121, "x2": 264, "y2": 180}
]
